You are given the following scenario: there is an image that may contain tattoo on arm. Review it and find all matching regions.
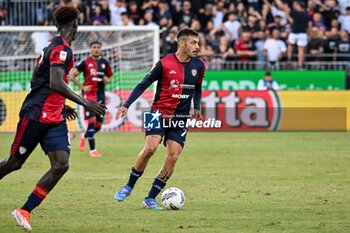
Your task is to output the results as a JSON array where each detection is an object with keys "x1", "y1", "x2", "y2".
[{"x1": 157, "y1": 167, "x2": 173, "y2": 182}]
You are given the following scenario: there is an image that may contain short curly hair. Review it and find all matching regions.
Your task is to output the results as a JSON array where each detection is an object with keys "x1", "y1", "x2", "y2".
[{"x1": 54, "y1": 6, "x2": 80, "y2": 26}]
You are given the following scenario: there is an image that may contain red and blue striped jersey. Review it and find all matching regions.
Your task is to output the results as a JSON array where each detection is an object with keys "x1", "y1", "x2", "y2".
[
  {"x1": 123, "y1": 53, "x2": 205, "y2": 117},
  {"x1": 19, "y1": 36, "x2": 74, "y2": 124},
  {"x1": 76, "y1": 57, "x2": 113, "y2": 102}
]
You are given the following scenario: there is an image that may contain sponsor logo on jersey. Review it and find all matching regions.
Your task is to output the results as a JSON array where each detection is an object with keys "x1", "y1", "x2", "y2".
[
  {"x1": 169, "y1": 70, "x2": 177, "y2": 75},
  {"x1": 171, "y1": 94, "x2": 190, "y2": 99},
  {"x1": 191, "y1": 69, "x2": 197, "y2": 77},
  {"x1": 88, "y1": 64, "x2": 93, "y2": 67},
  {"x1": 59, "y1": 51, "x2": 67, "y2": 62}
]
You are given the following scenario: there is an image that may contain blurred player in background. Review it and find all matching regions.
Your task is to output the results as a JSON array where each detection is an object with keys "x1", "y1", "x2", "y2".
[
  {"x1": 114, "y1": 28, "x2": 205, "y2": 210},
  {"x1": 70, "y1": 41, "x2": 113, "y2": 158},
  {"x1": 0, "y1": 7, "x2": 106, "y2": 232}
]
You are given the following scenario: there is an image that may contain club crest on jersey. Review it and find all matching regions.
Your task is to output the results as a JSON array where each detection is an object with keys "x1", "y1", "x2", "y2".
[
  {"x1": 102, "y1": 64, "x2": 106, "y2": 69},
  {"x1": 59, "y1": 51, "x2": 67, "y2": 62},
  {"x1": 19, "y1": 146, "x2": 27, "y2": 155},
  {"x1": 191, "y1": 69, "x2": 197, "y2": 77}
]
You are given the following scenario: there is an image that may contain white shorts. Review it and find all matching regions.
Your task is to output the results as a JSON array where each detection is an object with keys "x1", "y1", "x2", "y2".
[{"x1": 288, "y1": 33, "x2": 308, "y2": 47}]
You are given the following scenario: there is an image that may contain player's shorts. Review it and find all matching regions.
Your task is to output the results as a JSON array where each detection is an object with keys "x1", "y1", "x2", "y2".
[
  {"x1": 10, "y1": 116, "x2": 70, "y2": 161},
  {"x1": 288, "y1": 33, "x2": 308, "y2": 47},
  {"x1": 145, "y1": 125, "x2": 188, "y2": 148},
  {"x1": 84, "y1": 98, "x2": 105, "y2": 122}
]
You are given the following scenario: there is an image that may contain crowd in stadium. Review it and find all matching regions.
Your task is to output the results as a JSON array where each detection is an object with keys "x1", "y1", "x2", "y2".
[{"x1": 1, "y1": 0, "x2": 350, "y2": 68}]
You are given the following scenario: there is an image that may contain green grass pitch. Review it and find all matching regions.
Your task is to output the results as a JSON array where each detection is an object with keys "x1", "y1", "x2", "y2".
[{"x1": 0, "y1": 132, "x2": 349, "y2": 233}]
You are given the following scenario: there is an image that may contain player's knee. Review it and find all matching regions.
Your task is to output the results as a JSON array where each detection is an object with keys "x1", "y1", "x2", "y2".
[
  {"x1": 52, "y1": 162, "x2": 69, "y2": 175},
  {"x1": 95, "y1": 122, "x2": 102, "y2": 132},
  {"x1": 143, "y1": 145, "x2": 158, "y2": 157},
  {"x1": 166, "y1": 151, "x2": 180, "y2": 162}
]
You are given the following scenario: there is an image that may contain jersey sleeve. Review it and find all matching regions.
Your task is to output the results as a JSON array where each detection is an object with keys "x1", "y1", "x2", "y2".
[
  {"x1": 194, "y1": 64, "x2": 206, "y2": 110},
  {"x1": 123, "y1": 61, "x2": 163, "y2": 108},
  {"x1": 49, "y1": 45, "x2": 73, "y2": 72},
  {"x1": 75, "y1": 59, "x2": 85, "y2": 73},
  {"x1": 105, "y1": 62, "x2": 113, "y2": 77}
]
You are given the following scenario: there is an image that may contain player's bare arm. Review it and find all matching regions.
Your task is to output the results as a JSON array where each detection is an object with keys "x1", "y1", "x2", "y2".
[
  {"x1": 50, "y1": 67, "x2": 106, "y2": 116},
  {"x1": 70, "y1": 68, "x2": 92, "y2": 92},
  {"x1": 103, "y1": 75, "x2": 112, "y2": 84}
]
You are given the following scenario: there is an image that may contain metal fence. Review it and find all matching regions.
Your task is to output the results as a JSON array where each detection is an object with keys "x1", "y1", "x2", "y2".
[{"x1": 1, "y1": 0, "x2": 51, "y2": 26}]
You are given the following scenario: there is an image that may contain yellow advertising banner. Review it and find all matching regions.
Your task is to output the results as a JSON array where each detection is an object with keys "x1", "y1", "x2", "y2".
[{"x1": 1, "y1": 91, "x2": 350, "y2": 132}]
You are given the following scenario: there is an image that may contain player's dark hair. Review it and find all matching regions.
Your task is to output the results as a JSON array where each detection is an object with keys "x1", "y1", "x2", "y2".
[
  {"x1": 177, "y1": 28, "x2": 199, "y2": 41},
  {"x1": 54, "y1": 6, "x2": 80, "y2": 26},
  {"x1": 265, "y1": 71, "x2": 272, "y2": 76},
  {"x1": 90, "y1": 41, "x2": 102, "y2": 47}
]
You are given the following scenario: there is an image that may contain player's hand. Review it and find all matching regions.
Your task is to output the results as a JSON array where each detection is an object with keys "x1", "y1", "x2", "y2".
[
  {"x1": 103, "y1": 77, "x2": 111, "y2": 84},
  {"x1": 116, "y1": 106, "x2": 128, "y2": 119},
  {"x1": 194, "y1": 109, "x2": 202, "y2": 121},
  {"x1": 65, "y1": 105, "x2": 78, "y2": 121},
  {"x1": 85, "y1": 100, "x2": 106, "y2": 116},
  {"x1": 82, "y1": 85, "x2": 92, "y2": 92}
]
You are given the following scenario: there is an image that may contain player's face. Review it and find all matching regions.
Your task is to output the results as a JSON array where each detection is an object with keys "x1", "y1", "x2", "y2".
[
  {"x1": 91, "y1": 44, "x2": 101, "y2": 58},
  {"x1": 184, "y1": 36, "x2": 200, "y2": 58}
]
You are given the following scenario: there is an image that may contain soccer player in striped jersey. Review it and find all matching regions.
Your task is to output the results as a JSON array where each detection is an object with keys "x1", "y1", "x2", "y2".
[
  {"x1": 114, "y1": 28, "x2": 205, "y2": 210},
  {"x1": 0, "y1": 7, "x2": 106, "y2": 231},
  {"x1": 70, "y1": 41, "x2": 113, "y2": 157}
]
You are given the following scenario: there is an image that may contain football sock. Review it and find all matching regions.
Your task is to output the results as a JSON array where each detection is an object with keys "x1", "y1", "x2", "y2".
[
  {"x1": 127, "y1": 167, "x2": 143, "y2": 188},
  {"x1": 85, "y1": 123, "x2": 96, "y2": 151},
  {"x1": 22, "y1": 185, "x2": 49, "y2": 213},
  {"x1": 147, "y1": 178, "x2": 166, "y2": 199},
  {"x1": 95, "y1": 121, "x2": 102, "y2": 133}
]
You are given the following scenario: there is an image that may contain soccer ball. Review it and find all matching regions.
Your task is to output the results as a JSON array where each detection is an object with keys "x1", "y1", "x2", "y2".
[{"x1": 161, "y1": 187, "x2": 185, "y2": 210}]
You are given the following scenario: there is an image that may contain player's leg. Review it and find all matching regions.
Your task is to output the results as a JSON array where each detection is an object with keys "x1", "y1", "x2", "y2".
[
  {"x1": 0, "y1": 117, "x2": 42, "y2": 179},
  {"x1": 143, "y1": 128, "x2": 186, "y2": 210},
  {"x1": 114, "y1": 134, "x2": 162, "y2": 202}
]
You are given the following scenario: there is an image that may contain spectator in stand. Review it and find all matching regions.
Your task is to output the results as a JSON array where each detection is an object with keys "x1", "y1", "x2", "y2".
[
  {"x1": 165, "y1": 29, "x2": 177, "y2": 54},
  {"x1": 91, "y1": 4, "x2": 108, "y2": 25},
  {"x1": 285, "y1": 1, "x2": 311, "y2": 69},
  {"x1": 267, "y1": 15, "x2": 289, "y2": 41},
  {"x1": 223, "y1": 13, "x2": 241, "y2": 42},
  {"x1": 257, "y1": 71, "x2": 280, "y2": 91},
  {"x1": 321, "y1": 0, "x2": 341, "y2": 29},
  {"x1": 214, "y1": 33, "x2": 235, "y2": 69},
  {"x1": 263, "y1": 29, "x2": 287, "y2": 70},
  {"x1": 198, "y1": 32, "x2": 215, "y2": 61},
  {"x1": 311, "y1": 12, "x2": 326, "y2": 32},
  {"x1": 155, "y1": 0, "x2": 173, "y2": 27},
  {"x1": 255, "y1": 31, "x2": 267, "y2": 70},
  {"x1": 178, "y1": 0, "x2": 195, "y2": 27},
  {"x1": 141, "y1": 10, "x2": 157, "y2": 26},
  {"x1": 119, "y1": 12, "x2": 134, "y2": 26},
  {"x1": 109, "y1": 0, "x2": 126, "y2": 26},
  {"x1": 307, "y1": 29, "x2": 324, "y2": 61},
  {"x1": 339, "y1": 6, "x2": 350, "y2": 33},
  {"x1": 198, "y1": 3, "x2": 214, "y2": 32},
  {"x1": 338, "y1": 0, "x2": 350, "y2": 14},
  {"x1": 212, "y1": 1, "x2": 225, "y2": 29},
  {"x1": 235, "y1": 30, "x2": 257, "y2": 62},
  {"x1": 324, "y1": 27, "x2": 339, "y2": 61},
  {"x1": 127, "y1": 1, "x2": 142, "y2": 25},
  {"x1": 0, "y1": 7, "x2": 6, "y2": 25},
  {"x1": 335, "y1": 29, "x2": 350, "y2": 61},
  {"x1": 191, "y1": 19, "x2": 202, "y2": 33}
]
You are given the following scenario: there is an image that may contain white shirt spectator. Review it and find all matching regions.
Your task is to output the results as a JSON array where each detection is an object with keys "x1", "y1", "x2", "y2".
[
  {"x1": 213, "y1": 11, "x2": 224, "y2": 28},
  {"x1": 257, "y1": 79, "x2": 280, "y2": 90},
  {"x1": 110, "y1": 2, "x2": 127, "y2": 26},
  {"x1": 263, "y1": 38, "x2": 286, "y2": 62},
  {"x1": 271, "y1": 6, "x2": 288, "y2": 25},
  {"x1": 31, "y1": 32, "x2": 51, "y2": 54},
  {"x1": 338, "y1": 0, "x2": 350, "y2": 14},
  {"x1": 339, "y1": 15, "x2": 350, "y2": 33},
  {"x1": 223, "y1": 20, "x2": 241, "y2": 41}
]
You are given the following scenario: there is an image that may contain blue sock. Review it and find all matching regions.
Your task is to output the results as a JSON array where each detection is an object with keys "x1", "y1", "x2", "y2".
[
  {"x1": 127, "y1": 167, "x2": 143, "y2": 188},
  {"x1": 85, "y1": 123, "x2": 95, "y2": 151},
  {"x1": 22, "y1": 185, "x2": 48, "y2": 213},
  {"x1": 147, "y1": 178, "x2": 166, "y2": 199}
]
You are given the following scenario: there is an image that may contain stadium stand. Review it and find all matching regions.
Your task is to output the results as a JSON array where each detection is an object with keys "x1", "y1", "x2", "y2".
[{"x1": 0, "y1": 0, "x2": 349, "y2": 71}]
